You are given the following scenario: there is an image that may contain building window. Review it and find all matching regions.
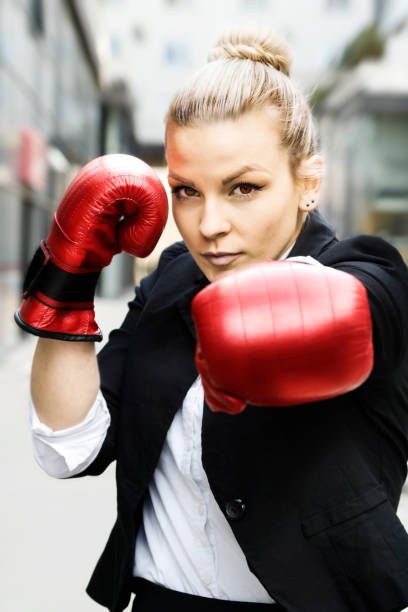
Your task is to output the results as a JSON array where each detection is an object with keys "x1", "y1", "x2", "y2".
[
  {"x1": 29, "y1": 0, "x2": 45, "y2": 35},
  {"x1": 326, "y1": 0, "x2": 350, "y2": 8},
  {"x1": 165, "y1": 0, "x2": 193, "y2": 7},
  {"x1": 240, "y1": 0, "x2": 270, "y2": 10},
  {"x1": 164, "y1": 42, "x2": 190, "y2": 66},
  {"x1": 111, "y1": 35, "x2": 122, "y2": 58},
  {"x1": 133, "y1": 26, "x2": 145, "y2": 43}
]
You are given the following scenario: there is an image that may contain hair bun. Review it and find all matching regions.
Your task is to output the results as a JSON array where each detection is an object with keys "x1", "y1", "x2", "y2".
[{"x1": 208, "y1": 28, "x2": 293, "y2": 76}]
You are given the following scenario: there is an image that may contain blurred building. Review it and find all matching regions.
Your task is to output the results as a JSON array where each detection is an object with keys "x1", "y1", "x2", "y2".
[
  {"x1": 102, "y1": 0, "x2": 375, "y2": 152},
  {"x1": 3, "y1": 0, "x2": 405, "y2": 355},
  {"x1": 101, "y1": 0, "x2": 377, "y2": 279},
  {"x1": 0, "y1": 0, "x2": 137, "y2": 356},
  {"x1": 317, "y1": 0, "x2": 408, "y2": 260}
]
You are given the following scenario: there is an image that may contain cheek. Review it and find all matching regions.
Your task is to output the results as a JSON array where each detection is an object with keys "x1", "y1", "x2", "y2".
[
  {"x1": 244, "y1": 196, "x2": 299, "y2": 248},
  {"x1": 172, "y1": 203, "x2": 197, "y2": 241},
  {"x1": 240, "y1": 201, "x2": 282, "y2": 235},
  {"x1": 172, "y1": 201, "x2": 184, "y2": 227}
]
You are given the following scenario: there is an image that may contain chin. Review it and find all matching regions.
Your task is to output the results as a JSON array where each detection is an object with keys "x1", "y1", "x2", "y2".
[
  {"x1": 207, "y1": 264, "x2": 249, "y2": 283},
  {"x1": 199, "y1": 255, "x2": 261, "y2": 283}
]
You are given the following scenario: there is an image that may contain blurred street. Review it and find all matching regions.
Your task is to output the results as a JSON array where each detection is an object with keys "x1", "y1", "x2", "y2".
[
  {"x1": 0, "y1": 293, "x2": 134, "y2": 611},
  {"x1": 1, "y1": 291, "x2": 408, "y2": 611}
]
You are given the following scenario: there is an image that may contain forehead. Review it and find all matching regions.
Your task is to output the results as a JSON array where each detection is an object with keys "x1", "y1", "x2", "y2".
[{"x1": 166, "y1": 107, "x2": 287, "y2": 173}]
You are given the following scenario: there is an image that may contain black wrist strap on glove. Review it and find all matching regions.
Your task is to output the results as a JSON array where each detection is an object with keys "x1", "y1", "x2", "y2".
[{"x1": 23, "y1": 241, "x2": 101, "y2": 303}]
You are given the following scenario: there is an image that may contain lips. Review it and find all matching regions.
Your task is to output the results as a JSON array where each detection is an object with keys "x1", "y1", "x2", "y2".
[{"x1": 201, "y1": 252, "x2": 243, "y2": 267}]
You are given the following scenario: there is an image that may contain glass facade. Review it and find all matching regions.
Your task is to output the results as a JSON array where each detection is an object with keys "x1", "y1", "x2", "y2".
[
  {"x1": 0, "y1": 0, "x2": 101, "y2": 356},
  {"x1": 362, "y1": 114, "x2": 408, "y2": 260},
  {"x1": 321, "y1": 106, "x2": 408, "y2": 262}
]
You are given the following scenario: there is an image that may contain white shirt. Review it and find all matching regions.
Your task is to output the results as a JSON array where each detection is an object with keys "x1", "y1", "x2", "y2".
[
  {"x1": 30, "y1": 378, "x2": 275, "y2": 603},
  {"x1": 29, "y1": 389, "x2": 111, "y2": 478}
]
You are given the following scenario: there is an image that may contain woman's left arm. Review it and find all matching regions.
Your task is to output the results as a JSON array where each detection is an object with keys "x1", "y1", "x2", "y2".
[{"x1": 191, "y1": 256, "x2": 375, "y2": 414}]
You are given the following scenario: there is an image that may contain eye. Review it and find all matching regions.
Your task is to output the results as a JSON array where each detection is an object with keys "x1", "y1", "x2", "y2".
[
  {"x1": 231, "y1": 182, "x2": 263, "y2": 197},
  {"x1": 171, "y1": 185, "x2": 199, "y2": 199}
]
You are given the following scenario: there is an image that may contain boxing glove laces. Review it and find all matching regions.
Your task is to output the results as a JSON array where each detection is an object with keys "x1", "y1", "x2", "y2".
[
  {"x1": 191, "y1": 259, "x2": 374, "y2": 414},
  {"x1": 15, "y1": 154, "x2": 168, "y2": 341}
]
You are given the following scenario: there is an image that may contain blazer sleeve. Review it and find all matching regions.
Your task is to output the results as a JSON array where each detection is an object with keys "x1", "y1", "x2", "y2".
[
  {"x1": 76, "y1": 241, "x2": 188, "y2": 476},
  {"x1": 319, "y1": 235, "x2": 408, "y2": 374}
]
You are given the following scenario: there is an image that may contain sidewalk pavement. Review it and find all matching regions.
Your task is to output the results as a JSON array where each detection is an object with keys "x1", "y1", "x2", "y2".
[
  {"x1": 1, "y1": 293, "x2": 408, "y2": 611},
  {"x1": 1, "y1": 293, "x2": 134, "y2": 612}
]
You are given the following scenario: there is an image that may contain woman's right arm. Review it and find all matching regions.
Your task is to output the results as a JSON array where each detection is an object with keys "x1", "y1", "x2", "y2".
[
  {"x1": 31, "y1": 338, "x2": 100, "y2": 431},
  {"x1": 29, "y1": 242, "x2": 187, "y2": 477}
]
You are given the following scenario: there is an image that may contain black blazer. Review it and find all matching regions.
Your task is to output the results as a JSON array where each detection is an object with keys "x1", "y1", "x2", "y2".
[{"x1": 78, "y1": 211, "x2": 408, "y2": 612}]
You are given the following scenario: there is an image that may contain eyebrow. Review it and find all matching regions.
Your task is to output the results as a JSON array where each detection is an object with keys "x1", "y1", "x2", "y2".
[
  {"x1": 168, "y1": 165, "x2": 268, "y2": 188},
  {"x1": 167, "y1": 173, "x2": 196, "y2": 188},
  {"x1": 221, "y1": 165, "x2": 268, "y2": 185}
]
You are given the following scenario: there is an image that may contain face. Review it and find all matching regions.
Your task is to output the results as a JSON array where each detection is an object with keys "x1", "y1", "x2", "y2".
[{"x1": 166, "y1": 107, "x2": 311, "y2": 282}]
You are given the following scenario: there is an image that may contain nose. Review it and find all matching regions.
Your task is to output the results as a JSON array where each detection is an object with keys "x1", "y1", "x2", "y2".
[{"x1": 199, "y1": 198, "x2": 231, "y2": 240}]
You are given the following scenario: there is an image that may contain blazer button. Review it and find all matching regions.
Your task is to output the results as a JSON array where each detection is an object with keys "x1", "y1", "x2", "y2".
[{"x1": 225, "y1": 498, "x2": 246, "y2": 520}]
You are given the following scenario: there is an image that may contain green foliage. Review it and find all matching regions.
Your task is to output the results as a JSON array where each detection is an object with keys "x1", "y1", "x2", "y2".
[
  {"x1": 339, "y1": 23, "x2": 385, "y2": 69},
  {"x1": 309, "y1": 84, "x2": 336, "y2": 109}
]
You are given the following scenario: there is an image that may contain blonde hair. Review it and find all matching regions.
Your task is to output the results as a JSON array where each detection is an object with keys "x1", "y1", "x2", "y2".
[{"x1": 166, "y1": 28, "x2": 321, "y2": 184}]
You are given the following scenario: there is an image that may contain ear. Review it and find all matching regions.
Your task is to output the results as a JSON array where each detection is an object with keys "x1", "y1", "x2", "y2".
[{"x1": 297, "y1": 155, "x2": 324, "y2": 213}]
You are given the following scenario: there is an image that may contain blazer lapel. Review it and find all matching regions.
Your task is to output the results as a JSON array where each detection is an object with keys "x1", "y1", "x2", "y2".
[
  {"x1": 290, "y1": 210, "x2": 338, "y2": 258},
  {"x1": 145, "y1": 248, "x2": 209, "y2": 339}
]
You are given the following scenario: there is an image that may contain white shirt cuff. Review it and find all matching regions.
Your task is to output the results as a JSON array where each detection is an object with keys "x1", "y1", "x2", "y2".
[{"x1": 29, "y1": 389, "x2": 111, "y2": 478}]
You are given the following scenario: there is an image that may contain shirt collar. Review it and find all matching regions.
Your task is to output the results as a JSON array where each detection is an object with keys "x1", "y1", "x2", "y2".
[{"x1": 279, "y1": 242, "x2": 295, "y2": 260}]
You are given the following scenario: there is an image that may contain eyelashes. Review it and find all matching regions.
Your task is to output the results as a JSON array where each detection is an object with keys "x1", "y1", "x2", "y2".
[
  {"x1": 171, "y1": 185, "x2": 198, "y2": 199},
  {"x1": 171, "y1": 182, "x2": 264, "y2": 200},
  {"x1": 234, "y1": 182, "x2": 263, "y2": 196}
]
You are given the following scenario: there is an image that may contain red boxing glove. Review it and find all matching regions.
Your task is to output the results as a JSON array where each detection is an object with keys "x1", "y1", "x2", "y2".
[
  {"x1": 15, "y1": 154, "x2": 168, "y2": 341},
  {"x1": 191, "y1": 260, "x2": 374, "y2": 414}
]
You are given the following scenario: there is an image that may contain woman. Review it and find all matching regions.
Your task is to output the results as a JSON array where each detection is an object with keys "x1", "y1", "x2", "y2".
[{"x1": 17, "y1": 29, "x2": 408, "y2": 612}]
